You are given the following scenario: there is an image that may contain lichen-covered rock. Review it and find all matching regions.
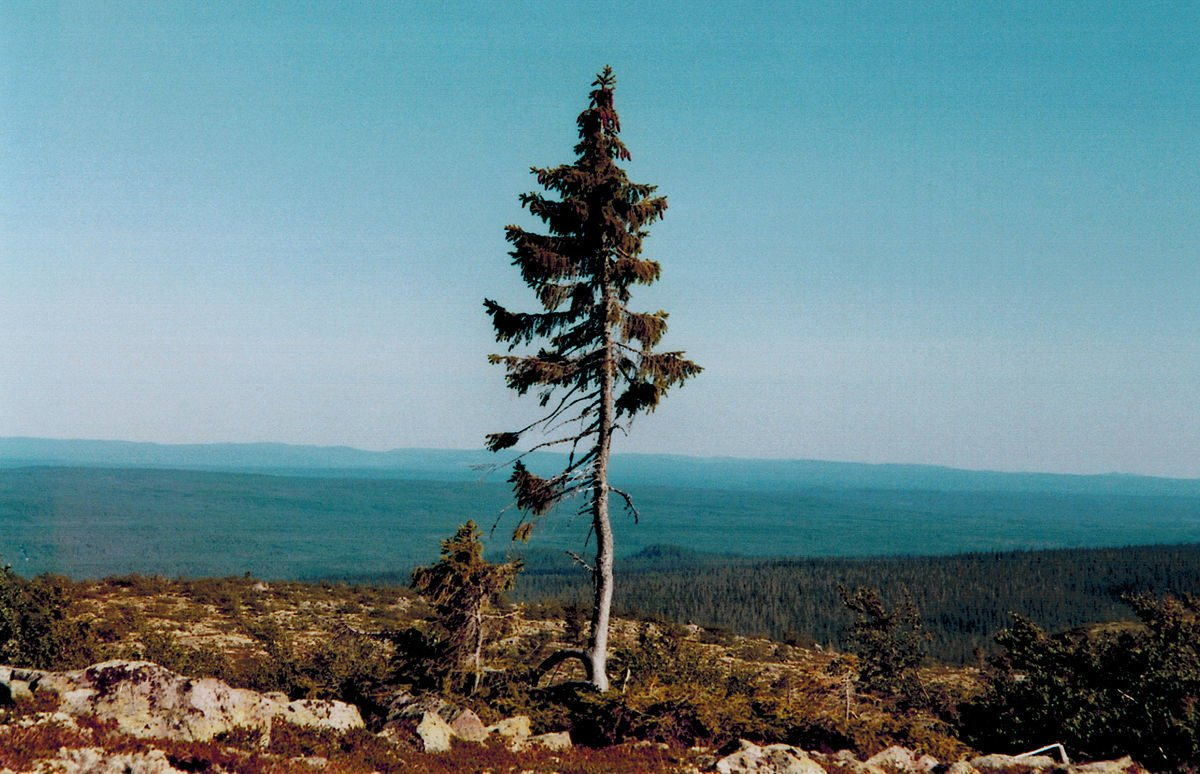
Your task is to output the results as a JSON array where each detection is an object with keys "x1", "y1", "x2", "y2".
[
  {"x1": 963, "y1": 754, "x2": 1146, "y2": 773},
  {"x1": 855, "y1": 746, "x2": 941, "y2": 772},
  {"x1": 971, "y1": 754, "x2": 1058, "y2": 770},
  {"x1": 277, "y1": 698, "x2": 363, "y2": 732},
  {"x1": 865, "y1": 746, "x2": 918, "y2": 772},
  {"x1": 527, "y1": 730, "x2": 572, "y2": 752},
  {"x1": 415, "y1": 710, "x2": 455, "y2": 753},
  {"x1": 35, "y1": 746, "x2": 186, "y2": 773},
  {"x1": 810, "y1": 749, "x2": 884, "y2": 774},
  {"x1": 1, "y1": 660, "x2": 362, "y2": 743},
  {"x1": 1071, "y1": 758, "x2": 1143, "y2": 773},
  {"x1": 945, "y1": 763, "x2": 980, "y2": 774},
  {"x1": 488, "y1": 714, "x2": 532, "y2": 743}
]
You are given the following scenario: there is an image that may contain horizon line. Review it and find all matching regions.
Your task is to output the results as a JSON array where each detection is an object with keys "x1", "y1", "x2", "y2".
[{"x1": 2, "y1": 434, "x2": 1197, "y2": 483}]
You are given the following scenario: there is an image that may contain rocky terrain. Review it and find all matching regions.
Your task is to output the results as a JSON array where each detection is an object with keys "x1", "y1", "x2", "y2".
[
  {"x1": 1, "y1": 659, "x2": 1146, "y2": 773},
  {"x1": 0, "y1": 575, "x2": 1165, "y2": 772}
]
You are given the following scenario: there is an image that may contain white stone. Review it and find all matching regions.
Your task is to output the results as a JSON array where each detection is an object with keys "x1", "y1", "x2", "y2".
[
  {"x1": 717, "y1": 742, "x2": 825, "y2": 774},
  {"x1": 528, "y1": 731, "x2": 572, "y2": 751},
  {"x1": 416, "y1": 711, "x2": 455, "y2": 752},
  {"x1": 488, "y1": 714, "x2": 532, "y2": 741}
]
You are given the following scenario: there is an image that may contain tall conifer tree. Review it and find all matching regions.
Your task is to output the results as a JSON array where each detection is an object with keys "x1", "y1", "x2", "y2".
[{"x1": 485, "y1": 67, "x2": 700, "y2": 692}]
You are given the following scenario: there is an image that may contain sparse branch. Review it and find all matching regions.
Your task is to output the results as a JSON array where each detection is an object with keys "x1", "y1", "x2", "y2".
[
  {"x1": 513, "y1": 433, "x2": 591, "y2": 459},
  {"x1": 543, "y1": 406, "x2": 602, "y2": 438},
  {"x1": 487, "y1": 501, "x2": 518, "y2": 536},
  {"x1": 565, "y1": 550, "x2": 594, "y2": 573},
  {"x1": 609, "y1": 485, "x2": 640, "y2": 524},
  {"x1": 532, "y1": 382, "x2": 589, "y2": 425}
]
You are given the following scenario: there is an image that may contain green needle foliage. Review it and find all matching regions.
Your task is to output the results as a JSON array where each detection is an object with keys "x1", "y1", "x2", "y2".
[
  {"x1": 839, "y1": 585, "x2": 930, "y2": 703},
  {"x1": 962, "y1": 593, "x2": 1200, "y2": 770},
  {"x1": 411, "y1": 521, "x2": 522, "y2": 694},
  {"x1": 484, "y1": 66, "x2": 700, "y2": 691}
]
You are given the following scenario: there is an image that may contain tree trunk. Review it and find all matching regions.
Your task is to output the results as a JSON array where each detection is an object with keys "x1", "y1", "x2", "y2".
[
  {"x1": 470, "y1": 604, "x2": 483, "y2": 694},
  {"x1": 587, "y1": 468, "x2": 613, "y2": 692},
  {"x1": 586, "y1": 293, "x2": 616, "y2": 693}
]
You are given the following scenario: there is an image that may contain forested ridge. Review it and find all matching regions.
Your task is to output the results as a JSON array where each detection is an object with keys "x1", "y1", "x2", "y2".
[{"x1": 505, "y1": 543, "x2": 1200, "y2": 663}]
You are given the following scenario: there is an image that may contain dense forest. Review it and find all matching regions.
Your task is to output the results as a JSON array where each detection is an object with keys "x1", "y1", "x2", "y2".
[
  {"x1": 4, "y1": 465, "x2": 1199, "y2": 581},
  {"x1": 499, "y1": 543, "x2": 1200, "y2": 663}
]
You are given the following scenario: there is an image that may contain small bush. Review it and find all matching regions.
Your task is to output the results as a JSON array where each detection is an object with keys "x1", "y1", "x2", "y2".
[
  {"x1": 133, "y1": 629, "x2": 231, "y2": 678},
  {"x1": 961, "y1": 594, "x2": 1200, "y2": 771},
  {"x1": 0, "y1": 566, "x2": 95, "y2": 669},
  {"x1": 839, "y1": 585, "x2": 929, "y2": 704}
]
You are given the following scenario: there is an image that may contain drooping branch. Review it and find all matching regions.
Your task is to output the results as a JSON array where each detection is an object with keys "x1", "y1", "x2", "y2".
[
  {"x1": 619, "y1": 310, "x2": 669, "y2": 348},
  {"x1": 609, "y1": 485, "x2": 640, "y2": 524}
]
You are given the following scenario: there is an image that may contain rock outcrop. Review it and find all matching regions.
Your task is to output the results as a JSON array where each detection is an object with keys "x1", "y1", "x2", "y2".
[
  {"x1": 3, "y1": 662, "x2": 1145, "y2": 773},
  {"x1": 1, "y1": 661, "x2": 362, "y2": 743},
  {"x1": 715, "y1": 741, "x2": 826, "y2": 774},
  {"x1": 379, "y1": 688, "x2": 546, "y2": 752}
]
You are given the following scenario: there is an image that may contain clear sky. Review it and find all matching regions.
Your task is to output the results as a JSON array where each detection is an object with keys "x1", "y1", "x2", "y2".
[{"x1": 2, "y1": 2, "x2": 1197, "y2": 478}]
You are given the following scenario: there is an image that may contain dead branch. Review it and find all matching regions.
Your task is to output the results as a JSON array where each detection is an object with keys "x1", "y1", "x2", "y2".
[
  {"x1": 565, "y1": 550, "x2": 594, "y2": 573},
  {"x1": 609, "y1": 485, "x2": 640, "y2": 523}
]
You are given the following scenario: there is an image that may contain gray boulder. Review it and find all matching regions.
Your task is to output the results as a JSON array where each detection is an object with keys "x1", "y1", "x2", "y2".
[{"x1": 527, "y1": 730, "x2": 573, "y2": 751}]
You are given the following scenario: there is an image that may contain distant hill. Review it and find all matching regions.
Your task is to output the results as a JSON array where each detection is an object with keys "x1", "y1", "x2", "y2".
[{"x1": 3, "y1": 436, "x2": 1198, "y2": 497}]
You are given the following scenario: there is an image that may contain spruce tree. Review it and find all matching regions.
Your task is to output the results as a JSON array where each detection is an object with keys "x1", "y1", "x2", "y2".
[
  {"x1": 485, "y1": 66, "x2": 700, "y2": 692},
  {"x1": 411, "y1": 521, "x2": 522, "y2": 694}
]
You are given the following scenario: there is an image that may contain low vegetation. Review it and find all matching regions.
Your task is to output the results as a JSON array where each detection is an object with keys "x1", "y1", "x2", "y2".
[
  {"x1": 2, "y1": 542, "x2": 1198, "y2": 771},
  {"x1": 963, "y1": 593, "x2": 1200, "y2": 770}
]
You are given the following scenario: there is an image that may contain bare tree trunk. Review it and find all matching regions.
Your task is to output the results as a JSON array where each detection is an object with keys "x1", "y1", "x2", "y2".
[
  {"x1": 586, "y1": 294, "x2": 616, "y2": 693},
  {"x1": 470, "y1": 605, "x2": 483, "y2": 694},
  {"x1": 587, "y1": 465, "x2": 613, "y2": 692}
]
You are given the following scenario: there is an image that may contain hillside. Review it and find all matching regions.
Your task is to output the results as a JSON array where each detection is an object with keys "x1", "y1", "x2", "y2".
[{"x1": 0, "y1": 572, "x2": 956, "y2": 772}]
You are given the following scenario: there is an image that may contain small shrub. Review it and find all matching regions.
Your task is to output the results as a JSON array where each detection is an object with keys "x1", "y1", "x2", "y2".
[
  {"x1": 0, "y1": 566, "x2": 95, "y2": 669},
  {"x1": 839, "y1": 585, "x2": 929, "y2": 704},
  {"x1": 183, "y1": 577, "x2": 246, "y2": 616},
  {"x1": 960, "y1": 594, "x2": 1200, "y2": 771},
  {"x1": 410, "y1": 521, "x2": 522, "y2": 694},
  {"x1": 133, "y1": 629, "x2": 231, "y2": 679}
]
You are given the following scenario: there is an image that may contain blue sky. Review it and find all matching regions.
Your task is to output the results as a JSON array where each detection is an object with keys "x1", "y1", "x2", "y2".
[{"x1": 2, "y1": 2, "x2": 1197, "y2": 477}]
